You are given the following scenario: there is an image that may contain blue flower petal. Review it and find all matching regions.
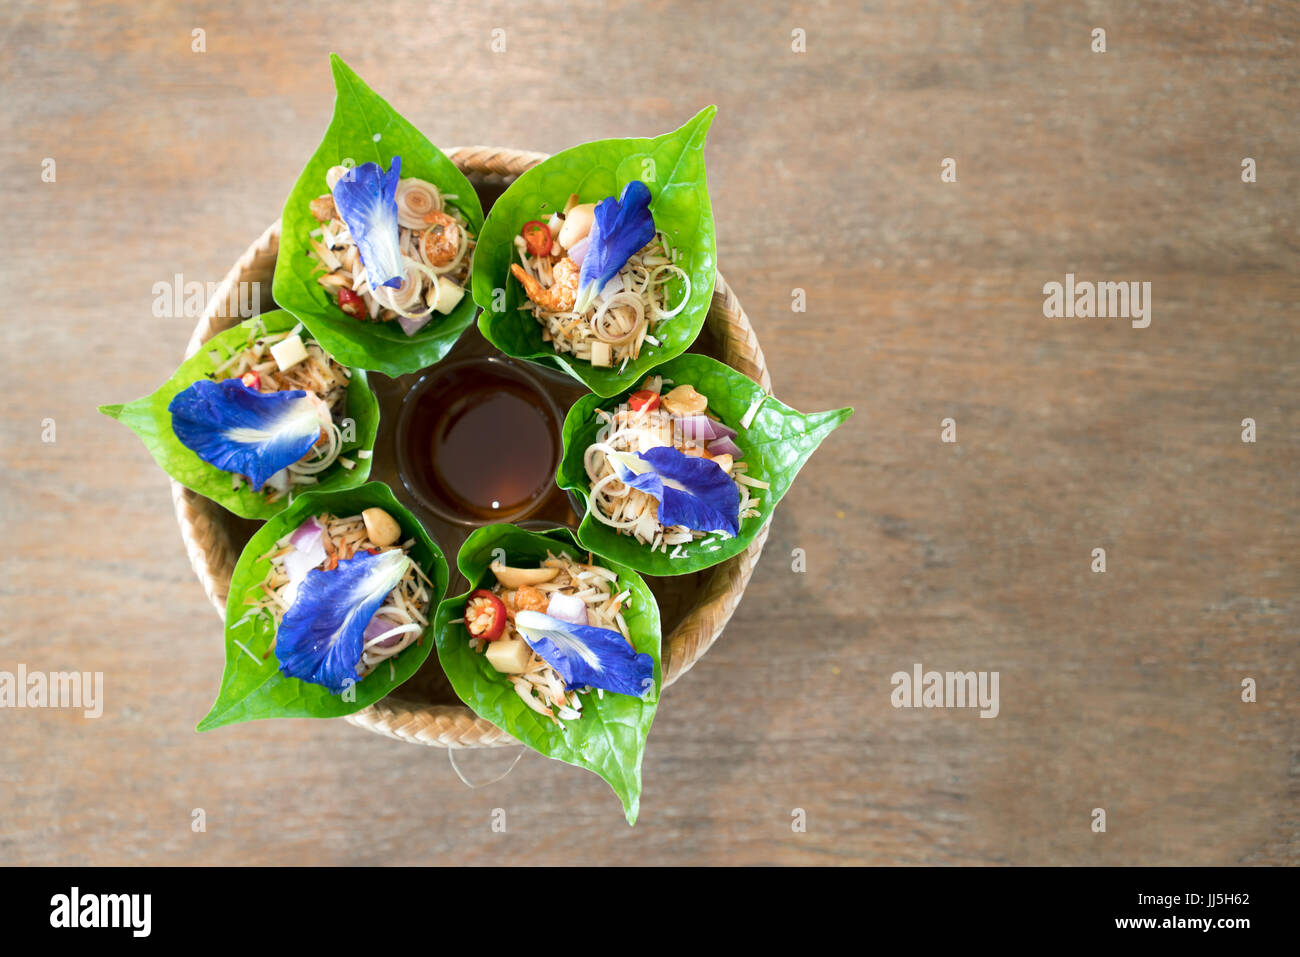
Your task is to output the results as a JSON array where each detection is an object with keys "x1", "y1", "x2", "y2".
[
  {"x1": 514, "y1": 611, "x2": 654, "y2": 697},
  {"x1": 611, "y1": 445, "x2": 740, "y2": 536},
  {"x1": 331, "y1": 157, "x2": 404, "y2": 290},
  {"x1": 168, "y1": 378, "x2": 322, "y2": 491},
  {"x1": 575, "y1": 180, "x2": 656, "y2": 314},
  {"x1": 276, "y1": 549, "x2": 412, "y2": 693}
]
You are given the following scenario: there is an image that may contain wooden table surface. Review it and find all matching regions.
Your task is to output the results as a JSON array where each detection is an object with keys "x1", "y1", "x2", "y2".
[{"x1": 1, "y1": 0, "x2": 1295, "y2": 865}]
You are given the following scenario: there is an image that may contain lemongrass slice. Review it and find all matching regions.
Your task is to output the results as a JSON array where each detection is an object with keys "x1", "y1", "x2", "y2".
[{"x1": 395, "y1": 177, "x2": 443, "y2": 229}]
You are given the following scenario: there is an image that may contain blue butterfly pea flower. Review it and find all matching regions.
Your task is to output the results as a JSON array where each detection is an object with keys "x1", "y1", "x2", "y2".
[
  {"x1": 331, "y1": 157, "x2": 404, "y2": 291},
  {"x1": 276, "y1": 549, "x2": 412, "y2": 693},
  {"x1": 610, "y1": 445, "x2": 740, "y2": 537},
  {"x1": 574, "y1": 180, "x2": 656, "y2": 314},
  {"x1": 168, "y1": 378, "x2": 322, "y2": 491},
  {"x1": 514, "y1": 611, "x2": 655, "y2": 697}
]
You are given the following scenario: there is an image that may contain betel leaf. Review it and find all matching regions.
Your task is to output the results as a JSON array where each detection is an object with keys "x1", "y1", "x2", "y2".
[
  {"x1": 473, "y1": 107, "x2": 717, "y2": 397},
  {"x1": 198, "y1": 482, "x2": 448, "y2": 730},
  {"x1": 432, "y1": 525, "x2": 662, "y2": 825},
  {"x1": 98, "y1": 310, "x2": 379, "y2": 521},
  {"x1": 272, "y1": 54, "x2": 485, "y2": 377},
  {"x1": 557, "y1": 353, "x2": 853, "y2": 576}
]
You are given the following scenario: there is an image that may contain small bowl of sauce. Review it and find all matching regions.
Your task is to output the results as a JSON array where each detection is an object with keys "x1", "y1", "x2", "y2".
[{"x1": 395, "y1": 356, "x2": 566, "y2": 526}]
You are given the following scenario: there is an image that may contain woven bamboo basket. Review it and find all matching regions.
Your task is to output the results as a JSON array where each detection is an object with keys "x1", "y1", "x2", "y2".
[{"x1": 173, "y1": 146, "x2": 772, "y2": 748}]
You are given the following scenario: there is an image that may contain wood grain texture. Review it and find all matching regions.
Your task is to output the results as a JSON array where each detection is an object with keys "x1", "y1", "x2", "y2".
[{"x1": 0, "y1": 0, "x2": 1295, "y2": 865}]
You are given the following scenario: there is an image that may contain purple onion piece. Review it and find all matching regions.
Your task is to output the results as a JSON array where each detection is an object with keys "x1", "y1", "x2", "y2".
[
  {"x1": 707, "y1": 436, "x2": 743, "y2": 459},
  {"x1": 290, "y1": 516, "x2": 324, "y2": 549},
  {"x1": 283, "y1": 517, "x2": 328, "y2": 607},
  {"x1": 363, "y1": 614, "x2": 404, "y2": 649},
  {"x1": 546, "y1": 592, "x2": 589, "y2": 627},
  {"x1": 676, "y1": 414, "x2": 720, "y2": 443},
  {"x1": 397, "y1": 309, "x2": 434, "y2": 337},
  {"x1": 709, "y1": 418, "x2": 738, "y2": 441},
  {"x1": 567, "y1": 236, "x2": 591, "y2": 268}
]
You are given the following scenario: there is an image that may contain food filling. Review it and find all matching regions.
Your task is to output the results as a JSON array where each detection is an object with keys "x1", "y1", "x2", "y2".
[
  {"x1": 510, "y1": 182, "x2": 690, "y2": 370},
  {"x1": 583, "y1": 376, "x2": 767, "y2": 556},
  {"x1": 463, "y1": 552, "x2": 652, "y2": 728},
  {"x1": 308, "y1": 159, "x2": 475, "y2": 337},
  {"x1": 241, "y1": 508, "x2": 434, "y2": 690},
  {"x1": 171, "y1": 318, "x2": 354, "y2": 502}
]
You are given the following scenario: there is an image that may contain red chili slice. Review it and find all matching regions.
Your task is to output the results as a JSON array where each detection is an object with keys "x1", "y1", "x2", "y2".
[
  {"x1": 628, "y1": 389, "x2": 661, "y2": 413},
  {"x1": 337, "y1": 286, "x2": 365, "y2": 319},
  {"x1": 465, "y1": 589, "x2": 507, "y2": 641},
  {"x1": 521, "y1": 220, "x2": 552, "y2": 257},
  {"x1": 240, "y1": 371, "x2": 260, "y2": 390}
]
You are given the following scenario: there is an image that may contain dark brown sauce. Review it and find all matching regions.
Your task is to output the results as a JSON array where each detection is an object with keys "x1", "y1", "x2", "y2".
[{"x1": 397, "y1": 358, "x2": 563, "y2": 524}]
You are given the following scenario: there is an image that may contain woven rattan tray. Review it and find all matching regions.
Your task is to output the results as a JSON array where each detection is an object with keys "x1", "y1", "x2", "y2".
[{"x1": 172, "y1": 146, "x2": 771, "y2": 747}]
